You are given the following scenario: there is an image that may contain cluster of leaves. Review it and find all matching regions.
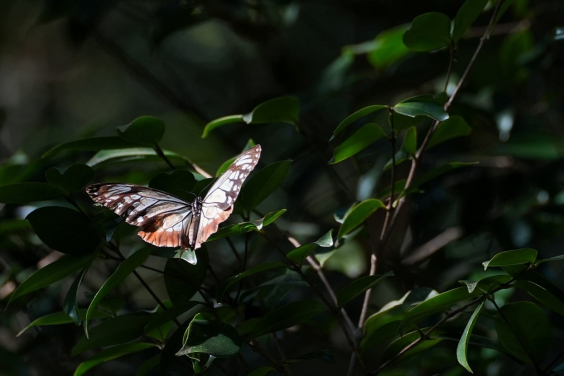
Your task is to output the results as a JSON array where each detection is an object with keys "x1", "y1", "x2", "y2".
[{"x1": 2, "y1": 0, "x2": 564, "y2": 375}]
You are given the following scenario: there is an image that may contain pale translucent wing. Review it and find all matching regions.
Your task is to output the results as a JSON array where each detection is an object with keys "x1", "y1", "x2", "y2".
[
  {"x1": 86, "y1": 183, "x2": 193, "y2": 248},
  {"x1": 194, "y1": 145, "x2": 262, "y2": 248}
]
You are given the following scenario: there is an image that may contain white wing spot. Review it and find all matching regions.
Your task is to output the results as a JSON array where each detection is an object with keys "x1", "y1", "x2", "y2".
[
  {"x1": 124, "y1": 197, "x2": 132, "y2": 203},
  {"x1": 137, "y1": 217, "x2": 144, "y2": 223},
  {"x1": 131, "y1": 194, "x2": 140, "y2": 199}
]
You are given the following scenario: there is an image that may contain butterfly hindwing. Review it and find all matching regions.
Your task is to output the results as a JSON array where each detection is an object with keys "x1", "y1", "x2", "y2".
[{"x1": 86, "y1": 144, "x2": 262, "y2": 250}]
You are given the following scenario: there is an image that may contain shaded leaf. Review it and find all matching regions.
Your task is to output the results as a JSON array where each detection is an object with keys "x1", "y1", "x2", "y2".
[
  {"x1": 26, "y1": 206, "x2": 101, "y2": 255},
  {"x1": 63, "y1": 260, "x2": 92, "y2": 325},
  {"x1": 242, "y1": 96, "x2": 300, "y2": 125},
  {"x1": 202, "y1": 115, "x2": 245, "y2": 139},
  {"x1": 74, "y1": 343, "x2": 157, "y2": 376},
  {"x1": 330, "y1": 123, "x2": 386, "y2": 164},
  {"x1": 86, "y1": 148, "x2": 185, "y2": 168},
  {"x1": 452, "y1": 0, "x2": 489, "y2": 42},
  {"x1": 8, "y1": 255, "x2": 92, "y2": 306},
  {"x1": 515, "y1": 280, "x2": 564, "y2": 317},
  {"x1": 427, "y1": 115, "x2": 472, "y2": 149},
  {"x1": 331, "y1": 105, "x2": 387, "y2": 140},
  {"x1": 165, "y1": 250, "x2": 209, "y2": 307},
  {"x1": 117, "y1": 116, "x2": 165, "y2": 147},
  {"x1": 338, "y1": 199, "x2": 386, "y2": 238},
  {"x1": 176, "y1": 313, "x2": 242, "y2": 358},
  {"x1": 144, "y1": 302, "x2": 202, "y2": 334},
  {"x1": 251, "y1": 300, "x2": 325, "y2": 337},
  {"x1": 368, "y1": 25, "x2": 410, "y2": 70},
  {"x1": 137, "y1": 354, "x2": 161, "y2": 376},
  {"x1": 85, "y1": 248, "x2": 153, "y2": 337},
  {"x1": 495, "y1": 301, "x2": 551, "y2": 364},
  {"x1": 459, "y1": 275, "x2": 512, "y2": 294},
  {"x1": 42, "y1": 137, "x2": 137, "y2": 159},
  {"x1": 315, "y1": 229, "x2": 334, "y2": 247},
  {"x1": 382, "y1": 329, "x2": 442, "y2": 362},
  {"x1": 216, "y1": 262, "x2": 288, "y2": 301},
  {"x1": 403, "y1": 12, "x2": 452, "y2": 52},
  {"x1": 286, "y1": 244, "x2": 317, "y2": 265},
  {"x1": 0, "y1": 182, "x2": 64, "y2": 204},
  {"x1": 17, "y1": 309, "x2": 109, "y2": 337},
  {"x1": 149, "y1": 170, "x2": 197, "y2": 202},
  {"x1": 337, "y1": 272, "x2": 393, "y2": 307},
  {"x1": 394, "y1": 94, "x2": 449, "y2": 121},
  {"x1": 208, "y1": 209, "x2": 286, "y2": 242},
  {"x1": 403, "y1": 126, "x2": 417, "y2": 155},
  {"x1": 45, "y1": 164, "x2": 94, "y2": 193},
  {"x1": 237, "y1": 161, "x2": 291, "y2": 217}
]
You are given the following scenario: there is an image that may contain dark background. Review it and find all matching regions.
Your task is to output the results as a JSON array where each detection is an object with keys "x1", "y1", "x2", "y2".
[{"x1": 1, "y1": 0, "x2": 564, "y2": 375}]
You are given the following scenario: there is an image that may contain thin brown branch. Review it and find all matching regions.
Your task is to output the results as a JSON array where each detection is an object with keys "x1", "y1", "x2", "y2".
[{"x1": 401, "y1": 226, "x2": 463, "y2": 266}]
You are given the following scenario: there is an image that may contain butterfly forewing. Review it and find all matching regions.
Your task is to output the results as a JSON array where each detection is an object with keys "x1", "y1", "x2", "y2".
[{"x1": 86, "y1": 144, "x2": 261, "y2": 250}]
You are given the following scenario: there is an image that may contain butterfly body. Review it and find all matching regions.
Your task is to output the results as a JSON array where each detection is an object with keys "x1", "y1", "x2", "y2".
[{"x1": 87, "y1": 145, "x2": 261, "y2": 250}]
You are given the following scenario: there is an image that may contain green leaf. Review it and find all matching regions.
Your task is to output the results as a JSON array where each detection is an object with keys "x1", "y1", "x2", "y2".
[
  {"x1": 74, "y1": 343, "x2": 157, "y2": 376},
  {"x1": 456, "y1": 299, "x2": 485, "y2": 373},
  {"x1": 202, "y1": 115, "x2": 245, "y2": 138},
  {"x1": 382, "y1": 329, "x2": 442, "y2": 362},
  {"x1": 165, "y1": 250, "x2": 209, "y2": 307},
  {"x1": 536, "y1": 254, "x2": 564, "y2": 264},
  {"x1": 246, "y1": 366, "x2": 276, "y2": 376},
  {"x1": 515, "y1": 280, "x2": 564, "y2": 317},
  {"x1": 251, "y1": 300, "x2": 325, "y2": 337},
  {"x1": 367, "y1": 25, "x2": 410, "y2": 70},
  {"x1": 26, "y1": 206, "x2": 101, "y2": 255},
  {"x1": 337, "y1": 272, "x2": 393, "y2": 307},
  {"x1": 72, "y1": 313, "x2": 153, "y2": 355},
  {"x1": 452, "y1": 0, "x2": 489, "y2": 42},
  {"x1": 137, "y1": 354, "x2": 161, "y2": 376},
  {"x1": 331, "y1": 105, "x2": 387, "y2": 140},
  {"x1": 237, "y1": 160, "x2": 291, "y2": 217},
  {"x1": 45, "y1": 164, "x2": 94, "y2": 193},
  {"x1": 482, "y1": 248, "x2": 537, "y2": 270},
  {"x1": 499, "y1": 30, "x2": 533, "y2": 84},
  {"x1": 401, "y1": 287, "x2": 482, "y2": 331},
  {"x1": 63, "y1": 260, "x2": 92, "y2": 325},
  {"x1": 86, "y1": 148, "x2": 186, "y2": 168},
  {"x1": 459, "y1": 275, "x2": 513, "y2": 294},
  {"x1": 427, "y1": 116, "x2": 471, "y2": 149},
  {"x1": 490, "y1": 133, "x2": 564, "y2": 161},
  {"x1": 495, "y1": 302, "x2": 551, "y2": 364},
  {"x1": 330, "y1": 123, "x2": 386, "y2": 164},
  {"x1": 17, "y1": 309, "x2": 109, "y2": 337},
  {"x1": 403, "y1": 126, "x2": 417, "y2": 155},
  {"x1": 286, "y1": 244, "x2": 317, "y2": 265},
  {"x1": 208, "y1": 209, "x2": 286, "y2": 242},
  {"x1": 8, "y1": 255, "x2": 92, "y2": 306},
  {"x1": 149, "y1": 170, "x2": 197, "y2": 202},
  {"x1": 338, "y1": 199, "x2": 386, "y2": 238},
  {"x1": 403, "y1": 12, "x2": 452, "y2": 52},
  {"x1": 144, "y1": 302, "x2": 202, "y2": 334},
  {"x1": 42, "y1": 136, "x2": 138, "y2": 159},
  {"x1": 216, "y1": 140, "x2": 257, "y2": 176},
  {"x1": 116, "y1": 116, "x2": 165, "y2": 147},
  {"x1": 394, "y1": 94, "x2": 449, "y2": 121},
  {"x1": 85, "y1": 248, "x2": 152, "y2": 337},
  {"x1": 242, "y1": 96, "x2": 300, "y2": 125},
  {"x1": 176, "y1": 313, "x2": 242, "y2": 358},
  {"x1": 0, "y1": 182, "x2": 64, "y2": 204},
  {"x1": 315, "y1": 229, "x2": 334, "y2": 247},
  {"x1": 216, "y1": 262, "x2": 288, "y2": 301}
]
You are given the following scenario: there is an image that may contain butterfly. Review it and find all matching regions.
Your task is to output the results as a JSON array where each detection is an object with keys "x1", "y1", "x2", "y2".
[{"x1": 86, "y1": 145, "x2": 261, "y2": 250}]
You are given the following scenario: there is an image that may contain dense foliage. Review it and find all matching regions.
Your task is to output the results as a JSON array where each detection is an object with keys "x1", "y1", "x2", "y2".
[{"x1": 1, "y1": 0, "x2": 564, "y2": 375}]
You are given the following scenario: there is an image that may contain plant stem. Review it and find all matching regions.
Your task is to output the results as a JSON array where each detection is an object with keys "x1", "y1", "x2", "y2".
[{"x1": 153, "y1": 144, "x2": 176, "y2": 170}]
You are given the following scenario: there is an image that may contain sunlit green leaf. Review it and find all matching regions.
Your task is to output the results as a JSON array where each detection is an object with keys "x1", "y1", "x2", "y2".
[
  {"x1": 394, "y1": 94, "x2": 449, "y2": 121},
  {"x1": 368, "y1": 25, "x2": 410, "y2": 69},
  {"x1": 331, "y1": 105, "x2": 387, "y2": 140}
]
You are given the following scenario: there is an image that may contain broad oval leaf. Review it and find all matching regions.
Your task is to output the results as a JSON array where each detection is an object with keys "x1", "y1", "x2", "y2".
[
  {"x1": 515, "y1": 280, "x2": 564, "y2": 317},
  {"x1": 403, "y1": 126, "x2": 417, "y2": 155},
  {"x1": 165, "y1": 250, "x2": 209, "y2": 307},
  {"x1": 149, "y1": 170, "x2": 197, "y2": 202},
  {"x1": 394, "y1": 94, "x2": 449, "y2": 122},
  {"x1": 72, "y1": 313, "x2": 153, "y2": 355},
  {"x1": 202, "y1": 115, "x2": 245, "y2": 138},
  {"x1": 237, "y1": 160, "x2": 291, "y2": 217},
  {"x1": 331, "y1": 105, "x2": 387, "y2": 140},
  {"x1": 85, "y1": 248, "x2": 153, "y2": 336},
  {"x1": 86, "y1": 148, "x2": 185, "y2": 169},
  {"x1": 8, "y1": 254, "x2": 92, "y2": 306},
  {"x1": 403, "y1": 12, "x2": 452, "y2": 52},
  {"x1": 337, "y1": 272, "x2": 393, "y2": 307},
  {"x1": 242, "y1": 96, "x2": 300, "y2": 125},
  {"x1": 17, "y1": 309, "x2": 109, "y2": 337},
  {"x1": 452, "y1": 0, "x2": 489, "y2": 42},
  {"x1": 0, "y1": 182, "x2": 64, "y2": 204},
  {"x1": 208, "y1": 209, "x2": 287, "y2": 242},
  {"x1": 495, "y1": 301, "x2": 551, "y2": 364},
  {"x1": 45, "y1": 164, "x2": 94, "y2": 193},
  {"x1": 117, "y1": 116, "x2": 166, "y2": 147},
  {"x1": 176, "y1": 313, "x2": 242, "y2": 358},
  {"x1": 482, "y1": 248, "x2": 537, "y2": 270},
  {"x1": 42, "y1": 136, "x2": 137, "y2": 159},
  {"x1": 427, "y1": 116, "x2": 472, "y2": 149},
  {"x1": 26, "y1": 206, "x2": 101, "y2": 255},
  {"x1": 330, "y1": 123, "x2": 386, "y2": 164},
  {"x1": 74, "y1": 343, "x2": 157, "y2": 376},
  {"x1": 338, "y1": 199, "x2": 385, "y2": 238},
  {"x1": 251, "y1": 300, "x2": 325, "y2": 337},
  {"x1": 368, "y1": 25, "x2": 410, "y2": 70},
  {"x1": 216, "y1": 262, "x2": 288, "y2": 301},
  {"x1": 286, "y1": 244, "x2": 317, "y2": 265},
  {"x1": 400, "y1": 287, "x2": 482, "y2": 332},
  {"x1": 456, "y1": 299, "x2": 485, "y2": 373}
]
